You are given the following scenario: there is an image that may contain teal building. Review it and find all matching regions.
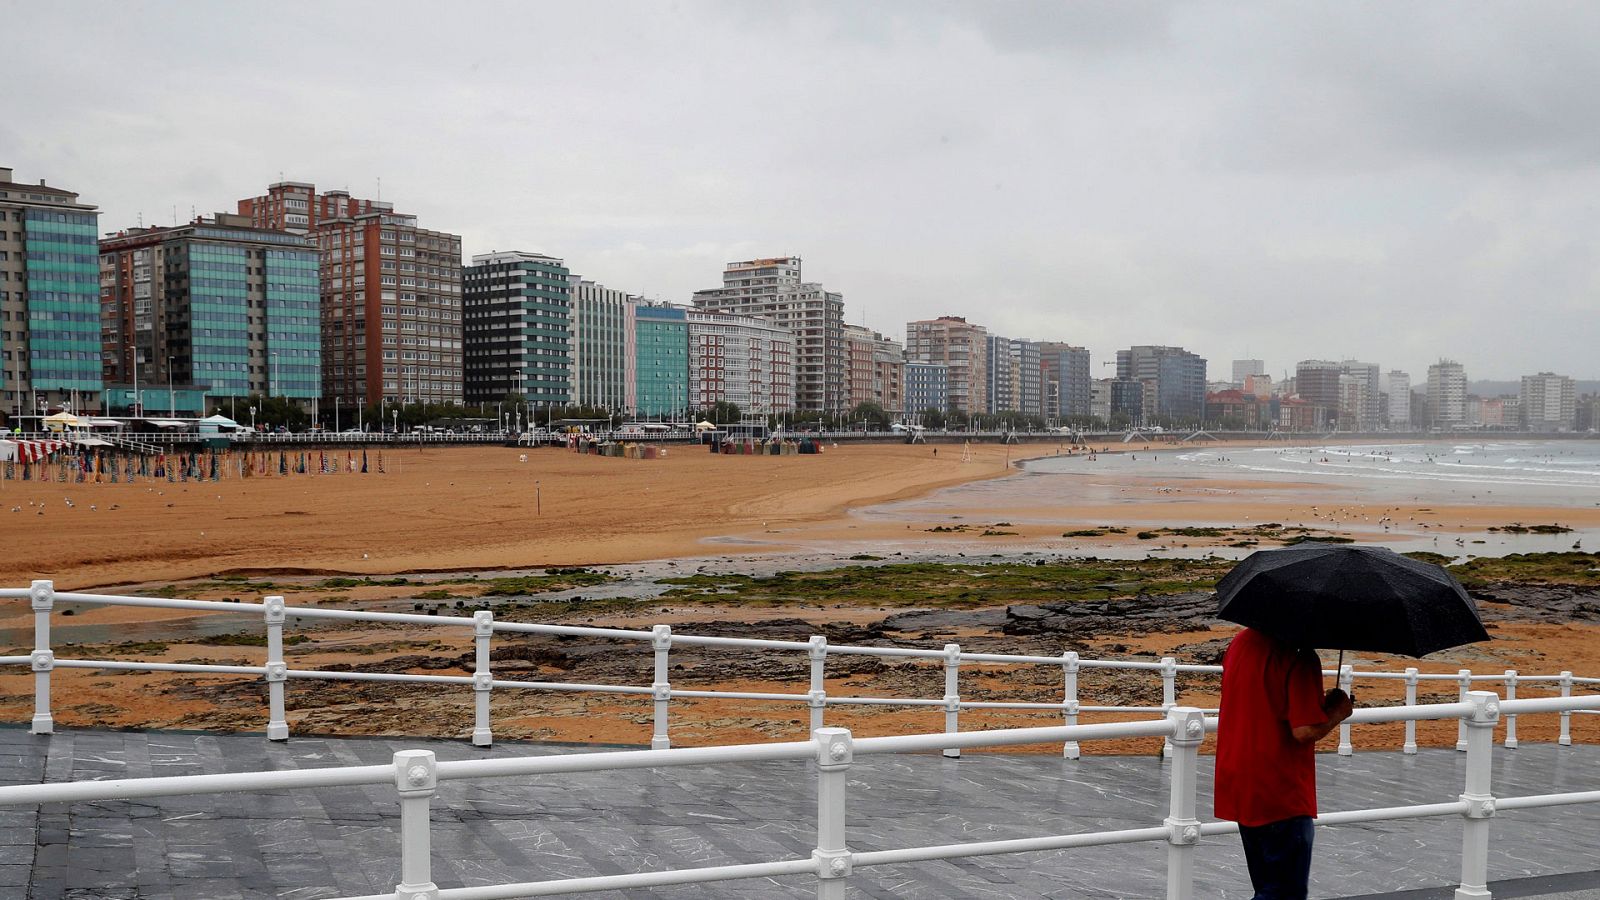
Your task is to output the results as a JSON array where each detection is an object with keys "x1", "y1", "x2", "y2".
[
  {"x1": 0, "y1": 167, "x2": 101, "y2": 419},
  {"x1": 100, "y1": 213, "x2": 320, "y2": 411},
  {"x1": 634, "y1": 304, "x2": 688, "y2": 418}
]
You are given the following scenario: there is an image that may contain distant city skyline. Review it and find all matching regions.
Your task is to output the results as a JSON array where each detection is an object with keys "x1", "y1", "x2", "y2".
[{"x1": 8, "y1": 3, "x2": 1600, "y2": 382}]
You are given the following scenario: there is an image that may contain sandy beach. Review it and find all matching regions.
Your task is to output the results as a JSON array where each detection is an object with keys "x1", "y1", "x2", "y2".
[
  {"x1": 3, "y1": 437, "x2": 1597, "y2": 754},
  {"x1": 2, "y1": 442, "x2": 1024, "y2": 590}
]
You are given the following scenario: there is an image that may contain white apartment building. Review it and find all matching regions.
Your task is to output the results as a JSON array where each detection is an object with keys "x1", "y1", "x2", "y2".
[
  {"x1": 692, "y1": 257, "x2": 844, "y2": 412},
  {"x1": 569, "y1": 276, "x2": 638, "y2": 412},
  {"x1": 1427, "y1": 359, "x2": 1467, "y2": 427},
  {"x1": 1381, "y1": 370, "x2": 1411, "y2": 427},
  {"x1": 1520, "y1": 372, "x2": 1576, "y2": 431},
  {"x1": 687, "y1": 309, "x2": 795, "y2": 416}
]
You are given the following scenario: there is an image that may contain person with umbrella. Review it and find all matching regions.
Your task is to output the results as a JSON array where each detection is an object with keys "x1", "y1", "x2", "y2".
[{"x1": 1211, "y1": 543, "x2": 1489, "y2": 899}]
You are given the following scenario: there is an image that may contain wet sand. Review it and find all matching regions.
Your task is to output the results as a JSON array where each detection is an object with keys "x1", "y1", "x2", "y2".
[{"x1": 3, "y1": 443, "x2": 1024, "y2": 590}]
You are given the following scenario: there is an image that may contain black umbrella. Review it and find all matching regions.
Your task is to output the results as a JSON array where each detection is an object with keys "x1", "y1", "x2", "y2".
[{"x1": 1214, "y1": 543, "x2": 1489, "y2": 666}]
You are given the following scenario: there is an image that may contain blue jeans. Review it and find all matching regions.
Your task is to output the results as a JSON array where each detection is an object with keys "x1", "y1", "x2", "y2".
[{"x1": 1239, "y1": 815, "x2": 1314, "y2": 900}]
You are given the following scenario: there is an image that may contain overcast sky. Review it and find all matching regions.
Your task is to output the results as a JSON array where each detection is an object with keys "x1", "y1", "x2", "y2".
[{"x1": 7, "y1": 1, "x2": 1597, "y2": 381}]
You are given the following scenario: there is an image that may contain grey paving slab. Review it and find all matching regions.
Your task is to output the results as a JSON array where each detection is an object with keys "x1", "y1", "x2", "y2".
[{"x1": 0, "y1": 726, "x2": 1596, "y2": 899}]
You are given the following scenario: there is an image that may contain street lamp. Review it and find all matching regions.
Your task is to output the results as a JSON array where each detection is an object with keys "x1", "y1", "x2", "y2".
[{"x1": 250, "y1": 405, "x2": 257, "y2": 432}]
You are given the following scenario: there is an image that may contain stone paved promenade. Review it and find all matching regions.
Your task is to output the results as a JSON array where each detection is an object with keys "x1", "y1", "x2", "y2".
[{"x1": 0, "y1": 726, "x2": 1597, "y2": 899}]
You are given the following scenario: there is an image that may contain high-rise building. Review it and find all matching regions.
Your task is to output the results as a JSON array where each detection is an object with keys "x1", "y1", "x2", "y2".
[
  {"x1": 237, "y1": 181, "x2": 463, "y2": 409},
  {"x1": 905, "y1": 362, "x2": 948, "y2": 419},
  {"x1": 1294, "y1": 360, "x2": 1343, "y2": 428},
  {"x1": 1, "y1": 167, "x2": 101, "y2": 419},
  {"x1": 462, "y1": 251, "x2": 571, "y2": 407},
  {"x1": 1116, "y1": 345, "x2": 1206, "y2": 423},
  {"x1": 1039, "y1": 343, "x2": 1091, "y2": 419},
  {"x1": 689, "y1": 309, "x2": 794, "y2": 415},
  {"x1": 845, "y1": 324, "x2": 879, "y2": 411},
  {"x1": 569, "y1": 276, "x2": 639, "y2": 413},
  {"x1": 986, "y1": 336, "x2": 1042, "y2": 416},
  {"x1": 634, "y1": 303, "x2": 688, "y2": 418},
  {"x1": 1427, "y1": 359, "x2": 1467, "y2": 428},
  {"x1": 692, "y1": 257, "x2": 844, "y2": 412},
  {"x1": 1231, "y1": 359, "x2": 1265, "y2": 387},
  {"x1": 875, "y1": 335, "x2": 905, "y2": 416},
  {"x1": 1338, "y1": 360, "x2": 1381, "y2": 430},
  {"x1": 100, "y1": 214, "x2": 320, "y2": 413},
  {"x1": 906, "y1": 316, "x2": 988, "y2": 414},
  {"x1": 1520, "y1": 372, "x2": 1576, "y2": 431},
  {"x1": 1381, "y1": 370, "x2": 1411, "y2": 427},
  {"x1": 843, "y1": 324, "x2": 904, "y2": 415}
]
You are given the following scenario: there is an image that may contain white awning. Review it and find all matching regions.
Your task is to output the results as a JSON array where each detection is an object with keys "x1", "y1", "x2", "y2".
[
  {"x1": 146, "y1": 419, "x2": 187, "y2": 429},
  {"x1": 89, "y1": 418, "x2": 123, "y2": 427}
]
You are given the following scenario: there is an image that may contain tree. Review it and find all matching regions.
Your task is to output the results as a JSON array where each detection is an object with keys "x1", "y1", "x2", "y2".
[
  {"x1": 240, "y1": 394, "x2": 309, "y2": 430},
  {"x1": 917, "y1": 407, "x2": 947, "y2": 430},
  {"x1": 851, "y1": 401, "x2": 889, "y2": 430},
  {"x1": 696, "y1": 400, "x2": 743, "y2": 425}
]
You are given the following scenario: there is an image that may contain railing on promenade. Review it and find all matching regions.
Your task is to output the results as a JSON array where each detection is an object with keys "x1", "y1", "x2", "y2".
[
  {"x1": 2, "y1": 581, "x2": 1596, "y2": 758},
  {"x1": 0, "y1": 693, "x2": 1597, "y2": 899}
]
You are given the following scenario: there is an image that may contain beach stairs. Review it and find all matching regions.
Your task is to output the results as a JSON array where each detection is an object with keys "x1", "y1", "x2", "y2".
[{"x1": 105, "y1": 435, "x2": 163, "y2": 455}]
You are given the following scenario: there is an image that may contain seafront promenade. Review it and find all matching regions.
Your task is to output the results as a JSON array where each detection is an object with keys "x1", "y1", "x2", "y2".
[{"x1": 3, "y1": 726, "x2": 1598, "y2": 899}]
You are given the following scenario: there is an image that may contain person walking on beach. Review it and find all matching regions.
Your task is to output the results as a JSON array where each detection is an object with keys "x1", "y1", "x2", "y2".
[{"x1": 1214, "y1": 627, "x2": 1353, "y2": 899}]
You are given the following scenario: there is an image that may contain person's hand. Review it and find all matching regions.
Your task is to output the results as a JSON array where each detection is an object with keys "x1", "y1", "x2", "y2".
[{"x1": 1324, "y1": 688, "x2": 1354, "y2": 723}]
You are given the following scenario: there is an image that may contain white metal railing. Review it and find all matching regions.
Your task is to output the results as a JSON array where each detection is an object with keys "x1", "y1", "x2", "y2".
[
  {"x1": 0, "y1": 692, "x2": 1596, "y2": 898},
  {"x1": 1, "y1": 581, "x2": 1594, "y2": 757}
]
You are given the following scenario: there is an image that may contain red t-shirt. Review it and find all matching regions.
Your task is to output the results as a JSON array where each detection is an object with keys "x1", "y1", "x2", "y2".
[{"x1": 1213, "y1": 627, "x2": 1328, "y2": 826}]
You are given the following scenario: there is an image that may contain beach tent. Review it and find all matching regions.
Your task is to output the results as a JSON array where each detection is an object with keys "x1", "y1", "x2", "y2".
[
  {"x1": 43, "y1": 412, "x2": 88, "y2": 431},
  {"x1": 695, "y1": 421, "x2": 717, "y2": 431},
  {"x1": 198, "y1": 414, "x2": 241, "y2": 430},
  {"x1": 0, "y1": 439, "x2": 69, "y2": 462},
  {"x1": 73, "y1": 437, "x2": 113, "y2": 448}
]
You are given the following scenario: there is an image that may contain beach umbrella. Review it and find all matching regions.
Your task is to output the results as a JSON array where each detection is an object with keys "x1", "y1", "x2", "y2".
[{"x1": 1214, "y1": 543, "x2": 1489, "y2": 661}]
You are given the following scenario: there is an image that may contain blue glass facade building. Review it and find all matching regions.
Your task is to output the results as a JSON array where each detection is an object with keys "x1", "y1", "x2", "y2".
[
  {"x1": 0, "y1": 169, "x2": 101, "y2": 418},
  {"x1": 100, "y1": 215, "x2": 321, "y2": 413},
  {"x1": 634, "y1": 304, "x2": 688, "y2": 418}
]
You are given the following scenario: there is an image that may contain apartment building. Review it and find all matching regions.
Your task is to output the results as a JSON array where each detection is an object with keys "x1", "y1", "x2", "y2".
[
  {"x1": 692, "y1": 257, "x2": 845, "y2": 412},
  {"x1": 238, "y1": 181, "x2": 462, "y2": 409},
  {"x1": 905, "y1": 316, "x2": 988, "y2": 415},
  {"x1": 0, "y1": 167, "x2": 101, "y2": 418},
  {"x1": 689, "y1": 309, "x2": 795, "y2": 416},
  {"x1": 100, "y1": 214, "x2": 319, "y2": 412},
  {"x1": 463, "y1": 251, "x2": 571, "y2": 406}
]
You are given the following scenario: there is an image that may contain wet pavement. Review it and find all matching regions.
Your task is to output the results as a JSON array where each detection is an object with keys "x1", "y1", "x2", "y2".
[{"x1": 0, "y1": 726, "x2": 1597, "y2": 899}]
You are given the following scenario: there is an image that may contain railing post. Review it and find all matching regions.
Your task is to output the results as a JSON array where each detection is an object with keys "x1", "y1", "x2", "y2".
[
  {"x1": 393, "y1": 749, "x2": 439, "y2": 900},
  {"x1": 1061, "y1": 650, "x2": 1081, "y2": 760},
  {"x1": 1456, "y1": 669, "x2": 1472, "y2": 752},
  {"x1": 472, "y1": 611, "x2": 494, "y2": 747},
  {"x1": 1502, "y1": 670, "x2": 1517, "y2": 750},
  {"x1": 1164, "y1": 706, "x2": 1206, "y2": 900},
  {"x1": 807, "y1": 636, "x2": 828, "y2": 735},
  {"x1": 1559, "y1": 671, "x2": 1573, "y2": 747},
  {"x1": 1454, "y1": 691, "x2": 1499, "y2": 900},
  {"x1": 264, "y1": 595, "x2": 288, "y2": 741},
  {"x1": 1337, "y1": 663, "x2": 1354, "y2": 756},
  {"x1": 813, "y1": 727, "x2": 853, "y2": 899},
  {"x1": 1403, "y1": 668, "x2": 1419, "y2": 755},
  {"x1": 1160, "y1": 657, "x2": 1177, "y2": 759},
  {"x1": 651, "y1": 624, "x2": 672, "y2": 750},
  {"x1": 29, "y1": 580, "x2": 54, "y2": 735},
  {"x1": 942, "y1": 643, "x2": 961, "y2": 759}
]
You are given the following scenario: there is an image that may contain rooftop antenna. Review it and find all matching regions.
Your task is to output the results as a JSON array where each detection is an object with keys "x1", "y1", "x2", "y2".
[
  {"x1": 171, "y1": 205, "x2": 177, "y2": 226},
  {"x1": 376, "y1": 176, "x2": 381, "y2": 201}
]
